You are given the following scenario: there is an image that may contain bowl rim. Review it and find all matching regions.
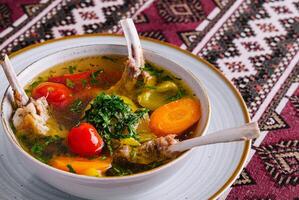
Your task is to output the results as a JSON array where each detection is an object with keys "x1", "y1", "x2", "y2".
[
  {"x1": 0, "y1": 34, "x2": 250, "y2": 199},
  {"x1": 1, "y1": 43, "x2": 211, "y2": 181}
]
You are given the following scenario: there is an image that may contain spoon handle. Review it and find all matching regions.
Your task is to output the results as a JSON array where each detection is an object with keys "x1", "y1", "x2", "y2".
[
  {"x1": 168, "y1": 122, "x2": 260, "y2": 153},
  {"x1": 1, "y1": 55, "x2": 29, "y2": 107}
]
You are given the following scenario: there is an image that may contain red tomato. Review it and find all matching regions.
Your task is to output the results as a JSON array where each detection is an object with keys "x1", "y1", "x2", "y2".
[
  {"x1": 48, "y1": 71, "x2": 94, "y2": 91},
  {"x1": 48, "y1": 70, "x2": 122, "y2": 91},
  {"x1": 48, "y1": 71, "x2": 93, "y2": 85},
  {"x1": 68, "y1": 123, "x2": 104, "y2": 157},
  {"x1": 32, "y1": 82, "x2": 72, "y2": 108}
]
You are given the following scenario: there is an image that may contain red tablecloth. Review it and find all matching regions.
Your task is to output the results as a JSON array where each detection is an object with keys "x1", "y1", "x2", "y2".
[{"x1": 0, "y1": 0, "x2": 298, "y2": 199}]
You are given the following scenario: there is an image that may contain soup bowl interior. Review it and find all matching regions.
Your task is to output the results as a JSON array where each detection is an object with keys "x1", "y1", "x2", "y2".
[{"x1": 1, "y1": 44, "x2": 210, "y2": 199}]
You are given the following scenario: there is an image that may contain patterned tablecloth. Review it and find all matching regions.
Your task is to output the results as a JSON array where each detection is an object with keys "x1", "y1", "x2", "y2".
[{"x1": 0, "y1": 0, "x2": 298, "y2": 199}]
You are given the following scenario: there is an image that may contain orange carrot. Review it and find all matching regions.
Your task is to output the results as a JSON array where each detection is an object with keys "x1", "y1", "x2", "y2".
[
  {"x1": 149, "y1": 98, "x2": 201, "y2": 137},
  {"x1": 49, "y1": 156, "x2": 112, "y2": 175}
]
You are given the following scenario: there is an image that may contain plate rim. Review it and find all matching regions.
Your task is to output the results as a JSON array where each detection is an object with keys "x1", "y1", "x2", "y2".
[{"x1": 7, "y1": 33, "x2": 251, "y2": 200}]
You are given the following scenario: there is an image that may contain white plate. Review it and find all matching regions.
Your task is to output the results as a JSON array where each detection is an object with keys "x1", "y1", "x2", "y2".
[{"x1": 0, "y1": 35, "x2": 250, "y2": 200}]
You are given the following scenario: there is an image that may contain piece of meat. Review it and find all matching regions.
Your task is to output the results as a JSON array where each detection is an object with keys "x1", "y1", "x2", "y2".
[
  {"x1": 114, "y1": 134, "x2": 179, "y2": 165},
  {"x1": 12, "y1": 97, "x2": 50, "y2": 135},
  {"x1": 2, "y1": 55, "x2": 51, "y2": 136}
]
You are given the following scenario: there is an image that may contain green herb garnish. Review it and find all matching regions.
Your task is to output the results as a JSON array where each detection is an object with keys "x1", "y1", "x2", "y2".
[
  {"x1": 130, "y1": 148, "x2": 137, "y2": 159},
  {"x1": 81, "y1": 79, "x2": 87, "y2": 88},
  {"x1": 9, "y1": 121, "x2": 16, "y2": 132},
  {"x1": 49, "y1": 70, "x2": 56, "y2": 74},
  {"x1": 147, "y1": 161, "x2": 163, "y2": 169},
  {"x1": 84, "y1": 93, "x2": 148, "y2": 153},
  {"x1": 70, "y1": 99, "x2": 83, "y2": 113},
  {"x1": 142, "y1": 63, "x2": 163, "y2": 77},
  {"x1": 31, "y1": 143, "x2": 44, "y2": 156},
  {"x1": 68, "y1": 66, "x2": 76, "y2": 74},
  {"x1": 107, "y1": 165, "x2": 133, "y2": 176},
  {"x1": 167, "y1": 88, "x2": 186, "y2": 101},
  {"x1": 174, "y1": 76, "x2": 182, "y2": 80},
  {"x1": 106, "y1": 161, "x2": 163, "y2": 177},
  {"x1": 25, "y1": 77, "x2": 44, "y2": 95},
  {"x1": 66, "y1": 78, "x2": 75, "y2": 88},
  {"x1": 100, "y1": 155, "x2": 107, "y2": 160},
  {"x1": 145, "y1": 85, "x2": 157, "y2": 90},
  {"x1": 90, "y1": 69, "x2": 103, "y2": 85},
  {"x1": 102, "y1": 56, "x2": 117, "y2": 63},
  {"x1": 160, "y1": 75, "x2": 173, "y2": 81},
  {"x1": 136, "y1": 79, "x2": 145, "y2": 88},
  {"x1": 161, "y1": 75, "x2": 181, "y2": 81},
  {"x1": 66, "y1": 164, "x2": 76, "y2": 173},
  {"x1": 30, "y1": 135, "x2": 65, "y2": 162}
]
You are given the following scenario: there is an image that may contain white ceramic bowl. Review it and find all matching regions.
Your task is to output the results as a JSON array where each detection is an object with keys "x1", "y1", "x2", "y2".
[{"x1": 1, "y1": 44, "x2": 210, "y2": 200}]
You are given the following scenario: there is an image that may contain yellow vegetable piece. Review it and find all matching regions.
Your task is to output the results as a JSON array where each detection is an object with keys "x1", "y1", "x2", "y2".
[
  {"x1": 136, "y1": 114, "x2": 151, "y2": 132},
  {"x1": 49, "y1": 156, "x2": 112, "y2": 175},
  {"x1": 144, "y1": 75, "x2": 157, "y2": 86},
  {"x1": 139, "y1": 132, "x2": 157, "y2": 142},
  {"x1": 119, "y1": 96, "x2": 138, "y2": 112},
  {"x1": 82, "y1": 168, "x2": 101, "y2": 177},
  {"x1": 120, "y1": 138, "x2": 141, "y2": 146},
  {"x1": 136, "y1": 115, "x2": 157, "y2": 142},
  {"x1": 46, "y1": 118, "x2": 68, "y2": 138},
  {"x1": 138, "y1": 81, "x2": 179, "y2": 110},
  {"x1": 156, "y1": 81, "x2": 178, "y2": 92}
]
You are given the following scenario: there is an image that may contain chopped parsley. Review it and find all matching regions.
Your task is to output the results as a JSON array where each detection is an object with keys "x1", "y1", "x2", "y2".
[
  {"x1": 161, "y1": 75, "x2": 182, "y2": 81},
  {"x1": 174, "y1": 76, "x2": 182, "y2": 80},
  {"x1": 30, "y1": 135, "x2": 65, "y2": 163},
  {"x1": 84, "y1": 93, "x2": 148, "y2": 153},
  {"x1": 100, "y1": 155, "x2": 107, "y2": 160},
  {"x1": 102, "y1": 56, "x2": 117, "y2": 63},
  {"x1": 69, "y1": 99, "x2": 83, "y2": 113},
  {"x1": 81, "y1": 79, "x2": 88, "y2": 88},
  {"x1": 167, "y1": 88, "x2": 186, "y2": 101},
  {"x1": 66, "y1": 78, "x2": 75, "y2": 88},
  {"x1": 68, "y1": 65, "x2": 77, "y2": 74},
  {"x1": 160, "y1": 75, "x2": 173, "y2": 81},
  {"x1": 49, "y1": 70, "x2": 56, "y2": 74},
  {"x1": 31, "y1": 143, "x2": 44, "y2": 156},
  {"x1": 106, "y1": 161, "x2": 164, "y2": 177},
  {"x1": 147, "y1": 161, "x2": 164, "y2": 169},
  {"x1": 142, "y1": 63, "x2": 163, "y2": 77},
  {"x1": 145, "y1": 85, "x2": 157, "y2": 90},
  {"x1": 66, "y1": 164, "x2": 76, "y2": 173},
  {"x1": 106, "y1": 165, "x2": 133, "y2": 176},
  {"x1": 90, "y1": 69, "x2": 103, "y2": 85},
  {"x1": 25, "y1": 77, "x2": 44, "y2": 95},
  {"x1": 9, "y1": 121, "x2": 16, "y2": 132},
  {"x1": 130, "y1": 148, "x2": 137, "y2": 159}
]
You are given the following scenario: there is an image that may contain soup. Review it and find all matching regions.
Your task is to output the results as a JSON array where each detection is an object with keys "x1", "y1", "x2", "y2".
[{"x1": 11, "y1": 55, "x2": 201, "y2": 177}]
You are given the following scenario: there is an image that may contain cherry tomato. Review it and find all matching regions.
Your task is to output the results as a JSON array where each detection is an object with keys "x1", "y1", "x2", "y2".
[
  {"x1": 68, "y1": 123, "x2": 104, "y2": 157},
  {"x1": 32, "y1": 82, "x2": 72, "y2": 108}
]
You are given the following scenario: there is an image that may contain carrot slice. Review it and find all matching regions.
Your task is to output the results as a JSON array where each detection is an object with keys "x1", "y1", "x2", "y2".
[
  {"x1": 49, "y1": 156, "x2": 112, "y2": 175},
  {"x1": 149, "y1": 98, "x2": 201, "y2": 137}
]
